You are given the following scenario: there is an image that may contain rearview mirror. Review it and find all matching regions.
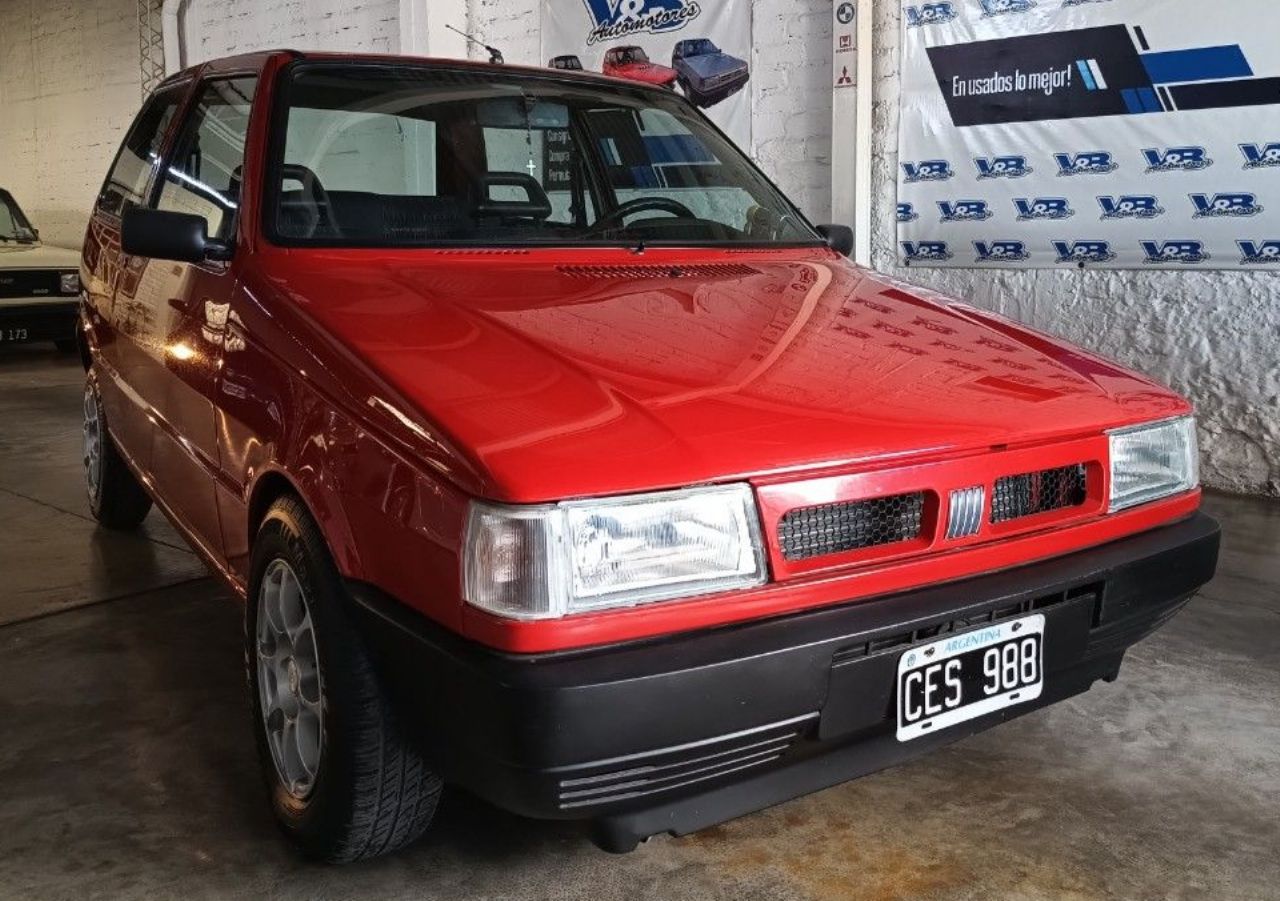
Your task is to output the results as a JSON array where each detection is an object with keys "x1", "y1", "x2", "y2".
[
  {"x1": 817, "y1": 224, "x2": 854, "y2": 257},
  {"x1": 122, "y1": 207, "x2": 229, "y2": 263}
]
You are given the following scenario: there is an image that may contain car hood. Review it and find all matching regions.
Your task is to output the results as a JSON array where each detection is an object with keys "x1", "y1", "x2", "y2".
[
  {"x1": 271, "y1": 248, "x2": 1188, "y2": 502},
  {"x1": 615, "y1": 62, "x2": 677, "y2": 82},
  {"x1": 683, "y1": 52, "x2": 746, "y2": 77},
  {"x1": 0, "y1": 242, "x2": 80, "y2": 268}
]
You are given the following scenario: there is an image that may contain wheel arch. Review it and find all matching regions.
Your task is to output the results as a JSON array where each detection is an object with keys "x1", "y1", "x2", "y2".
[{"x1": 245, "y1": 465, "x2": 363, "y2": 583}]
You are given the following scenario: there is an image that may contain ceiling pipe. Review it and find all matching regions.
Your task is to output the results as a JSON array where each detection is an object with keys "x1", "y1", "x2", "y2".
[{"x1": 161, "y1": 0, "x2": 189, "y2": 75}]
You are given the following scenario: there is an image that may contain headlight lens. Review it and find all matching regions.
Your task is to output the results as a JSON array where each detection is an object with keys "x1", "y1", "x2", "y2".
[
  {"x1": 1108, "y1": 416, "x2": 1199, "y2": 512},
  {"x1": 60, "y1": 272, "x2": 80, "y2": 294},
  {"x1": 463, "y1": 484, "x2": 767, "y2": 619}
]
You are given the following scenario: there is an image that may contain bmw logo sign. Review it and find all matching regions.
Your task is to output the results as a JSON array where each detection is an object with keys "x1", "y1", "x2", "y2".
[{"x1": 837, "y1": 2, "x2": 856, "y2": 24}]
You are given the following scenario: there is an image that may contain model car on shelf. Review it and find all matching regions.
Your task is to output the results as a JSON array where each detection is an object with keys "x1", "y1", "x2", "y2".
[
  {"x1": 602, "y1": 45, "x2": 678, "y2": 88},
  {"x1": 80, "y1": 50, "x2": 1219, "y2": 864},
  {"x1": 0, "y1": 188, "x2": 81, "y2": 351},
  {"x1": 672, "y1": 38, "x2": 749, "y2": 107}
]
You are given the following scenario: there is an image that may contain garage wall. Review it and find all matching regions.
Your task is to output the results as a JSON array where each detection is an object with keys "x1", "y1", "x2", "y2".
[
  {"x1": 1, "y1": 1, "x2": 1271, "y2": 494},
  {"x1": 0, "y1": 0, "x2": 142, "y2": 249},
  {"x1": 867, "y1": 3, "x2": 1279, "y2": 497},
  {"x1": 466, "y1": 0, "x2": 835, "y2": 223},
  {"x1": 181, "y1": 0, "x2": 399, "y2": 65}
]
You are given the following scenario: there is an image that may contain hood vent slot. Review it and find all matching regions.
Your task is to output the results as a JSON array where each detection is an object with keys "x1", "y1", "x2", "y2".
[
  {"x1": 556, "y1": 263, "x2": 758, "y2": 280},
  {"x1": 426, "y1": 249, "x2": 532, "y2": 256}
]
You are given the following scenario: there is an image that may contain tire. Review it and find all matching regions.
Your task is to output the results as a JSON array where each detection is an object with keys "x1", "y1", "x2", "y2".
[
  {"x1": 246, "y1": 495, "x2": 442, "y2": 863},
  {"x1": 83, "y1": 376, "x2": 152, "y2": 529}
]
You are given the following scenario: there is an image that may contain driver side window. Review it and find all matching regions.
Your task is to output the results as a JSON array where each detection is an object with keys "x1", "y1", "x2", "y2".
[{"x1": 155, "y1": 76, "x2": 258, "y2": 242}]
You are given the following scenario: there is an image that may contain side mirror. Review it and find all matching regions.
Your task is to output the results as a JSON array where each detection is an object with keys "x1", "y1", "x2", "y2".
[
  {"x1": 817, "y1": 224, "x2": 854, "y2": 257},
  {"x1": 122, "y1": 207, "x2": 230, "y2": 263}
]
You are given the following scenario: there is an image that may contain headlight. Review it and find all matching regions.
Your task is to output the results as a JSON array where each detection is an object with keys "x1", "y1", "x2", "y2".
[
  {"x1": 1108, "y1": 416, "x2": 1199, "y2": 512},
  {"x1": 60, "y1": 272, "x2": 80, "y2": 295},
  {"x1": 463, "y1": 484, "x2": 767, "y2": 619}
]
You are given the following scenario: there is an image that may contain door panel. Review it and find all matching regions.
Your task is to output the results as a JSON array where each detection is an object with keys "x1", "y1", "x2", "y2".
[
  {"x1": 87, "y1": 84, "x2": 186, "y2": 471},
  {"x1": 143, "y1": 75, "x2": 259, "y2": 559}
]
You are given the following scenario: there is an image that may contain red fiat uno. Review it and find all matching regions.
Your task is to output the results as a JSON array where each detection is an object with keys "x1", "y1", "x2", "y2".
[{"x1": 79, "y1": 51, "x2": 1219, "y2": 862}]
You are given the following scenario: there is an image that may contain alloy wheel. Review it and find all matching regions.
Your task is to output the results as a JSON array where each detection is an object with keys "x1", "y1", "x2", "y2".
[
  {"x1": 82, "y1": 383, "x2": 102, "y2": 503},
  {"x1": 256, "y1": 559, "x2": 325, "y2": 800}
]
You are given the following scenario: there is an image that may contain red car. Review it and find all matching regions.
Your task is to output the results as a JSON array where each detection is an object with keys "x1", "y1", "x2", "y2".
[
  {"x1": 602, "y1": 45, "x2": 678, "y2": 87},
  {"x1": 80, "y1": 51, "x2": 1218, "y2": 863}
]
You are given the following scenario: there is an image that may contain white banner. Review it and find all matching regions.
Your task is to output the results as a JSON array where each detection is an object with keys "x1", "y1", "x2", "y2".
[
  {"x1": 897, "y1": 1, "x2": 1280, "y2": 269},
  {"x1": 541, "y1": 0, "x2": 752, "y2": 148}
]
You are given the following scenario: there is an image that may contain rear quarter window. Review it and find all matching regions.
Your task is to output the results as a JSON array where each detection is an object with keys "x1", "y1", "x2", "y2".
[{"x1": 98, "y1": 85, "x2": 185, "y2": 218}]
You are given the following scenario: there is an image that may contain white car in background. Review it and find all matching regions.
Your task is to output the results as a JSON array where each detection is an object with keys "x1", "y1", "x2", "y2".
[{"x1": 0, "y1": 188, "x2": 81, "y2": 352}]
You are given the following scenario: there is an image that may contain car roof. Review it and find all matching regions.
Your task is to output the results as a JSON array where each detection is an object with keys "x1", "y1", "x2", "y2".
[{"x1": 162, "y1": 49, "x2": 669, "y2": 94}]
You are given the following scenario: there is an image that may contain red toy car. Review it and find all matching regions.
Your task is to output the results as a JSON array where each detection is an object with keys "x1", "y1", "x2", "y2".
[
  {"x1": 80, "y1": 51, "x2": 1219, "y2": 863},
  {"x1": 602, "y1": 45, "x2": 678, "y2": 88}
]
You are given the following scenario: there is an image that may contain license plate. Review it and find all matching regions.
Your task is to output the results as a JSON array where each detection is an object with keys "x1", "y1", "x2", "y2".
[{"x1": 896, "y1": 613, "x2": 1044, "y2": 742}]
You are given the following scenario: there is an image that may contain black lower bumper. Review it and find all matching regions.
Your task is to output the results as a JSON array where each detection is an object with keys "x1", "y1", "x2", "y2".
[
  {"x1": 0, "y1": 301, "x2": 78, "y2": 345},
  {"x1": 348, "y1": 512, "x2": 1219, "y2": 852}
]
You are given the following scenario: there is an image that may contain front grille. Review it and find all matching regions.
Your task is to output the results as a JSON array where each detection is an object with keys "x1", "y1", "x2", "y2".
[
  {"x1": 555, "y1": 715, "x2": 813, "y2": 810},
  {"x1": 710, "y1": 69, "x2": 745, "y2": 88},
  {"x1": 0, "y1": 269, "x2": 61, "y2": 299},
  {"x1": 991, "y1": 464, "x2": 1088, "y2": 524},
  {"x1": 779, "y1": 492, "x2": 925, "y2": 561}
]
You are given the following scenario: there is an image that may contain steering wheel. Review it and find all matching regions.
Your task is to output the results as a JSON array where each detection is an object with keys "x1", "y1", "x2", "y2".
[
  {"x1": 589, "y1": 197, "x2": 698, "y2": 234},
  {"x1": 279, "y1": 163, "x2": 337, "y2": 237}
]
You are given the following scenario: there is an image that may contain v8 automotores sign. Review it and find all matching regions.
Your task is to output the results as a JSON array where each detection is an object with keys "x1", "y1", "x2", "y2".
[
  {"x1": 896, "y1": 0, "x2": 1280, "y2": 269},
  {"x1": 543, "y1": 0, "x2": 753, "y2": 147},
  {"x1": 577, "y1": 0, "x2": 702, "y2": 44}
]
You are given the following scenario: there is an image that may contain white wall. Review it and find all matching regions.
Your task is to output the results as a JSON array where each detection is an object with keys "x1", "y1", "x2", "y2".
[
  {"x1": 867, "y1": 2, "x2": 1278, "y2": 497},
  {"x1": 182, "y1": 0, "x2": 399, "y2": 64},
  {"x1": 0, "y1": 0, "x2": 142, "y2": 248}
]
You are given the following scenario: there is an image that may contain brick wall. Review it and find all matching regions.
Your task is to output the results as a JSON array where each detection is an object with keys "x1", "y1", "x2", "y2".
[
  {"x1": 183, "y1": 0, "x2": 399, "y2": 63},
  {"x1": 0, "y1": 0, "x2": 141, "y2": 248}
]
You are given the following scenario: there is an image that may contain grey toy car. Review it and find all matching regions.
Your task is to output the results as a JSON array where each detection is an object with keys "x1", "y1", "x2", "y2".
[{"x1": 672, "y1": 39, "x2": 749, "y2": 108}]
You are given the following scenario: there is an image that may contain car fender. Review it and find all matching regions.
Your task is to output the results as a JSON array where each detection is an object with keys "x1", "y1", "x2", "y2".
[{"x1": 240, "y1": 388, "x2": 363, "y2": 585}]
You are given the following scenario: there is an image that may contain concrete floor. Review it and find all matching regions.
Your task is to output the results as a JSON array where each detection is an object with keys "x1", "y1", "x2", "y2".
[{"x1": 0, "y1": 345, "x2": 1277, "y2": 901}]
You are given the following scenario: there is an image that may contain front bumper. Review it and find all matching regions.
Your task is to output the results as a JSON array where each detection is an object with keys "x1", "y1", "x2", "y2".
[
  {"x1": 349, "y1": 512, "x2": 1219, "y2": 851},
  {"x1": 0, "y1": 299, "x2": 78, "y2": 344}
]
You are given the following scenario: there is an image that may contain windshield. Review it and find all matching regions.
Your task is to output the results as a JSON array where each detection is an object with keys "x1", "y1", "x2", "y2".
[
  {"x1": 685, "y1": 40, "x2": 720, "y2": 56},
  {"x1": 616, "y1": 47, "x2": 648, "y2": 64},
  {"x1": 266, "y1": 64, "x2": 820, "y2": 249},
  {"x1": 0, "y1": 191, "x2": 38, "y2": 243}
]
